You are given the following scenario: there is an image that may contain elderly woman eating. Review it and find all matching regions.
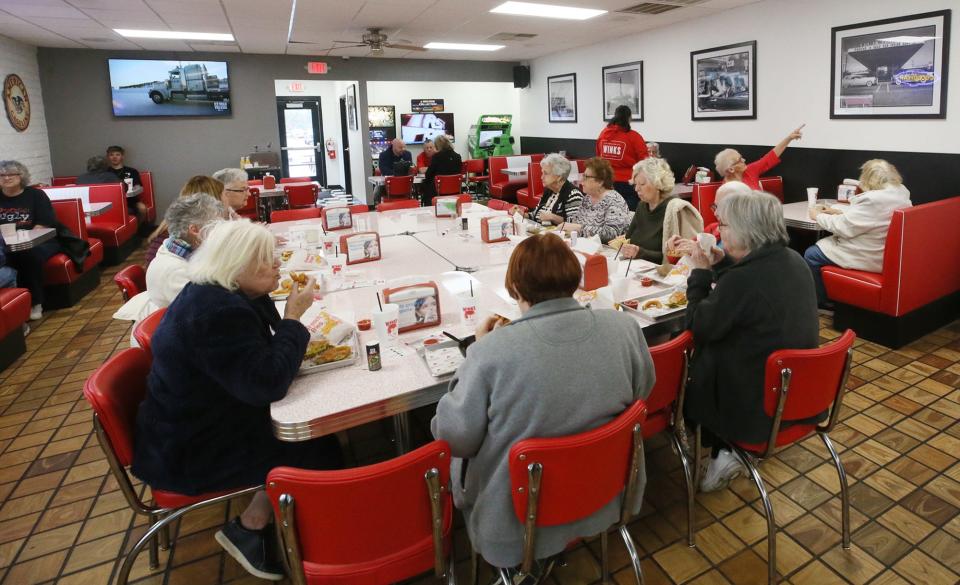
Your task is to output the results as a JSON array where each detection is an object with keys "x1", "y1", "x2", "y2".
[
  {"x1": 432, "y1": 232, "x2": 654, "y2": 575},
  {"x1": 714, "y1": 125, "x2": 804, "y2": 190},
  {"x1": 132, "y1": 220, "x2": 342, "y2": 580},
  {"x1": 564, "y1": 157, "x2": 630, "y2": 243},
  {"x1": 682, "y1": 191, "x2": 819, "y2": 491},
  {"x1": 212, "y1": 167, "x2": 251, "y2": 219},
  {"x1": 804, "y1": 159, "x2": 911, "y2": 309},
  {"x1": 618, "y1": 157, "x2": 703, "y2": 263},
  {"x1": 518, "y1": 153, "x2": 583, "y2": 224}
]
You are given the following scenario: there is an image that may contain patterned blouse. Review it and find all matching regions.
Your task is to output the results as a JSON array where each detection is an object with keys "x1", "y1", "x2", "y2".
[{"x1": 570, "y1": 190, "x2": 630, "y2": 243}]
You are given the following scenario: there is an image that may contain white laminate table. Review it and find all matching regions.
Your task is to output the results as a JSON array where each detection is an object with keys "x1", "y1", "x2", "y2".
[
  {"x1": 44, "y1": 191, "x2": 112, "y2": 217},
  {"x1": 782, "y1": 199, "x2": 838, "y2": 230},
  {"x1": 4, "y1": 227, "x2": 56, "y2": 252}
]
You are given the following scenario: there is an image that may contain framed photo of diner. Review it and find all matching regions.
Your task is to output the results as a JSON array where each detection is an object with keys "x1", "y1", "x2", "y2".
[
  {"x1": 830, "y1": 10, "x2": 951, "y2": 119},
  {"x1": 346, "y1": 84, "x2": 358, "y2": 130},
  {"x1": 690, "y1": 40, "x2": 757, "y2": 120},
  {"x1": 602, "y1": 61, "x2": 643, "y2": 121},
  {"x1": 547, "y1": 73, "x2": 577, "y2": 123}
]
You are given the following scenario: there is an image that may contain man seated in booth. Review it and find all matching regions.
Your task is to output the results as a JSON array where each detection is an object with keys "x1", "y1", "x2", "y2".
[
  {"x1": 107, "y1": 145, "x2": 147, "y2": 223},
  {"x1": 375, "y1": 138, "x2": 414, "y2": 204},
  {"x1": 76, "y1": 155, "x2": 122, "y2": 187}
]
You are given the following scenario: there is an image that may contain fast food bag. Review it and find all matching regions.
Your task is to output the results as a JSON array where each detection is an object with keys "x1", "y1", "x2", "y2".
[{"x1": 298, "y1": 305, "x2": 357, "y2": 371}]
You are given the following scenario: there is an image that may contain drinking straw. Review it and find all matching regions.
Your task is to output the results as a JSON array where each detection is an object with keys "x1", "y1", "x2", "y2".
[
  {"x1": 336, "y1": 245, "x2": 339, "y2": 257},
  {"x1": 442, "y1": 331, "x2": 463, "y2": 344},
  {"x1": 376, "y1": 292, "x2": 383, "y2": 312},
  {"x1": 557, "y1": 222, "x2": 565, "y2": 233},
  {"x1": 625, "y1": 257, "x2": 634, "y2": 277},
  {"x1": 469, "y1": 280, "x2": 474, "y2": 297}
]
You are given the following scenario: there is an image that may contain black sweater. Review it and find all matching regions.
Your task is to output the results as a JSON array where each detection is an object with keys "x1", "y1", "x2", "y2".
[{"x1": 423, "y1": 149, "x2": 463, "y2": 197}]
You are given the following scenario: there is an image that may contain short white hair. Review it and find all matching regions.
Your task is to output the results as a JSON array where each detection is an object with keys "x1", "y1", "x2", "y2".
[
  {"x1": 716, "y1": 191, "x2": 788, "y2": 251},
  {"x1": 212, "y1": 167, "x2": 248, "y2": 186},
  {"x1": 541, "y1": 153, "x2": 572, "y2": 178},
  {"x1": 631, "y1": 157, "x2": 675, "y2": 196},
  {"x1": 188, "y1": 220, "x2": 274, "y2": 291},
  {"x1": 714, "y1": 148, "x2": 741, "y2": 176},
  {"x1": 716, "y1": 180, "x2": 751, "y2": 203},
  {"x1": 859, "y1": 159, "x2": 902, "y2": 192},
  {"x1": 165, "y1": 194, "x2": 224, "y2": 240}
]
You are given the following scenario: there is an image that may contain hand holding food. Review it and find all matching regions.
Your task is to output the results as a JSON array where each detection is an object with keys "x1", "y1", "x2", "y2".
[
  {"x1": 284, "y1": 277, "x2": 317, "y2": 321},
  {"x1": 688, "y1": 243, "x2": 712, "y2": 270},
  {"x1": 608, "y1": 235, "x2": 627, "y2": 251},
  {"x1": 620, "y1": 243, "x2": 640, "y2": 259}
]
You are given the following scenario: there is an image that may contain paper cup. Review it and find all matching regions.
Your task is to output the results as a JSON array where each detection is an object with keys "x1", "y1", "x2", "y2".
[
  {"x1": 0, "y1": 223, "x2": 16, "y2": 240},
  {"x1": 322, "y1": 236, "x2": 337, "y2": 255},
  {"x1": 697, "y1": 232, "x2": 717, "y2": 252},
  {"x1": 373, "y1": 303, "x2": 400, "y2": 345},
  {"x1": 806, "y1": 187, "x2": 819, "y2": 207},
  {"x1": 609, "y1": 276, "x2": 630, "y2": 302},
  {"x1": 329, "y1": 255, "x2": 345, "y2": 276},
  {"x1": 457, "y1": 294, "x2": 478, "y2": 327},
  {"x1": 606, "y1": 256, "x2": 621, "y2": 277}
]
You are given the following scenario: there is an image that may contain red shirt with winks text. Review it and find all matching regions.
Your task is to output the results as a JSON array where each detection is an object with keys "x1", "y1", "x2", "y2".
[{"x1": 595, "y1": 125, "x2": 649, "y2": 183}]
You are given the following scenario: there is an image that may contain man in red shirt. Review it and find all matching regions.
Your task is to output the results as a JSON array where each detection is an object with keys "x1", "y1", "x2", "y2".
[
  {"x1": 714, "y1": 125, "x2": 805, "y2": 190},
  {"x1": 596, "y1": 105, "x2": 649, "y2": 210}
]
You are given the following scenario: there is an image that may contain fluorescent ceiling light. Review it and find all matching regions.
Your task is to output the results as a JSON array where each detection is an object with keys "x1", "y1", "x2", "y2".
[
  {"x1": 114, "y1": 29, "x2": 234, "y2": 41},
  {"x1": 490, "y1": 1, "x2": 606, "y2": 20},
  {"x1": 424, "y1": 42, "x2": 505, "y2": 51}
]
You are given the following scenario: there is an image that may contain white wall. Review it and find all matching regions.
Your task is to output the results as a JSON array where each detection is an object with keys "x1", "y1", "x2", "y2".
[
  {"x1": 519, "y1": 0, "x2": 959, "y2": 154},
  {"x1": 275, "y1": 80, "x2": 346, "y2": 186},
  {"x1": 365, "y1": 81, "x2": 522, "y2": 161},
  {"x1": 0, "y1": 35, "x2": 53, "y2": 183},
  {"x1": 333, "y1": 80, "x2": 367, "y2": 202}
]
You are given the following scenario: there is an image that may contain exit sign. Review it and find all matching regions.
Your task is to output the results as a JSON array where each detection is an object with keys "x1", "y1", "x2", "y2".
[
  {"x1": 288, "y1": 82, "x2": 304, "y2": 92},
  {"x1": 307, "y1": 62, "x2": 328, "y2": 74}
]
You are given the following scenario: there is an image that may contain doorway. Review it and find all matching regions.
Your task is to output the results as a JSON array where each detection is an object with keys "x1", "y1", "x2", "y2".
[
  {"x1": 338, "y1": 96, "x2": 353, "y2": 193},
  {"x1": 276, "y1": 97, "x2": 325, "y2": 183}
]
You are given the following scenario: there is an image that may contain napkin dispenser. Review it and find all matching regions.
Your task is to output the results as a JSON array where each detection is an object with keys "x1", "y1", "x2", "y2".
[
  {"x1": 382, "y1": 282, "x2": 441, "y2": 333},
  {"x1": 435, "y1": 196, "x2": 460, "y2": 218},
  {"x1": 322, "y1": 206, "x2": 353, "y2": 231},
  {"x1": 263, "y1": 173, "x2": 276, "y2": 189},
  {"x1": 339, "y1": 231, "x2": 381, "y2": 265},
  {"x1": 574, "y1": 250, "x2": 609, "y2": 291},
  {"x1": 481, "y1": 216, "x2": 515, "y2": 243}
]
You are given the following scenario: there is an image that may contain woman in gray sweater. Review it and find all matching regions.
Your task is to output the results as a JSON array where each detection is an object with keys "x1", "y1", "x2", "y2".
[{"x1": 431, "y1": 233, "x2": 655, "y2": 571}]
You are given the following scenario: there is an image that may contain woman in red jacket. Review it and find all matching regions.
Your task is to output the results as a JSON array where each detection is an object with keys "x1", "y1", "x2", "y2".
[{"x1": 595, "y1": 105, "x2": 648, "y2": 211}]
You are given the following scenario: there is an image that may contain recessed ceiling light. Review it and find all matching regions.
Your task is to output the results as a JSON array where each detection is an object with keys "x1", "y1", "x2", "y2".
[
  {"x1": 490, "y1": 1, "x2": 606, "y2": 20},
  {"x1": 114, "y1": 29, "x2": 235, "y2": 41},
  {"x1": 424, "y1": 42, "x2": 505, "y2": 51}
]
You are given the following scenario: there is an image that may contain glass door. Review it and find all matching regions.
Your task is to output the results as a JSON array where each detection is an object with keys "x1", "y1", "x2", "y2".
[{"x1": 276, "y1": 98, "x2": 324, "y2": 183}]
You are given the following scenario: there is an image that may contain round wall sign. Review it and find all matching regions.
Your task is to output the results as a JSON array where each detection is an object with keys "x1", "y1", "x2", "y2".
[{"x1": 3, "y1": 74, "x2": 31, "y2": 132}]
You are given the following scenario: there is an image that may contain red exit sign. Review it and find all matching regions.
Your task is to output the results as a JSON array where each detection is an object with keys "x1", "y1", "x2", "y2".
[{"x1": 307, "y1": 61, "x2": 328, "y2": 74}]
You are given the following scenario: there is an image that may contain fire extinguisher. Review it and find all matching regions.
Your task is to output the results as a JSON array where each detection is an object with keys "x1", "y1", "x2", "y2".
[{"x1": 325, "y1": 138, "x2": 337, "y2": 159}]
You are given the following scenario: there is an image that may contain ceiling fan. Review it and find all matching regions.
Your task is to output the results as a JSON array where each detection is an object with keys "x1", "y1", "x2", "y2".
[{"x1": 290, "y1": 27, "x2": 426, "y2": 56}]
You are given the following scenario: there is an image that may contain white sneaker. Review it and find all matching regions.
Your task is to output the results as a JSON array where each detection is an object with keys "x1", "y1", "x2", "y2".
[
  {"x1": 699, "y1": 449, "x2": 744, "y2": 492},
  {"x1": 29, "y1": 304, "x2": 42, "y2": 321},
  {"x1": 22, "y1": 323, "x2": 30, "y2": 336}
]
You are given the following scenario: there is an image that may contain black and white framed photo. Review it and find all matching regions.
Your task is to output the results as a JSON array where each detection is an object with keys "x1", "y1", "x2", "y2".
[
  {"x1": 831, "y1": 10, "x2": 950, "y2": 119},
  {"x1": 691, "y1": 41, "x2": 757, "y2": 120},
  {"x1": 602, "y1": 61, "x2": 643, "y2": 121},
  {"x1": 346, "y1": 84, "x2": 358, "y2": 130},
  {"x1": 547, "y1": 73, "x2": 577, "y2": 123}
]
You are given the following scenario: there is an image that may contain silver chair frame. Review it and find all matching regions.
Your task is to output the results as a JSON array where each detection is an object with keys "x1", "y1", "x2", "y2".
[
  {"x1": 692, "y1": 347, "x2": 853, "y2": 584},
  {"x1": 274, "y1": 467, "x2": 455, "y2": 585}
]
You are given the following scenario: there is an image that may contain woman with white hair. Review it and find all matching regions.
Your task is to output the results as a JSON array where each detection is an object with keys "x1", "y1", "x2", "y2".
[
  {"x1": 620, "y1": 157, "x2": 703, "y2": 263},
  {"x1": 714, "y1": 125, "x2": 804, "y2": 190},
  {"x1": 683, "y1": 191, "x2": 819, "y2": 491},
  {"x1": 804, "y1": 159, "x2": 911, "y2": 308},
  {"x1": 212, "y1": 167, "x2": 250, "y2": 218},
  {"x1": 519, "y1": 153, "x2": 583, "y2": 223},
  {"x1": 132, "y1": 220, "x2": 342, "y2": 580}
]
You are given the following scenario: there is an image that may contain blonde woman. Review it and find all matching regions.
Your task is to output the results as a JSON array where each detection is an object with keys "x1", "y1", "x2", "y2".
[
  {"x1": 144, "y1": 175, "x2": 224, "y2": 267},
  {"x1": 132, "y1": 220, "x2": 343, "y2": 580}
]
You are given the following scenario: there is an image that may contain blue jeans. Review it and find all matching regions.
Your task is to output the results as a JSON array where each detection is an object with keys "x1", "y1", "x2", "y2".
[
  {"x1": 0, "y1": 265, "x2": 16, "y2": 288},
  {"x1": 803, "y1": 244, "x2": 837, "y2": 306}
]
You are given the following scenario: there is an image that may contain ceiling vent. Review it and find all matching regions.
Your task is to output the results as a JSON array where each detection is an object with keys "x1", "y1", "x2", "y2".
[
  {"x1": 617, "y1": 2, "x2": 688, "y2": 15},
  {"x1": 488, "y1": 32, "x2": 538, "y2": 41}
]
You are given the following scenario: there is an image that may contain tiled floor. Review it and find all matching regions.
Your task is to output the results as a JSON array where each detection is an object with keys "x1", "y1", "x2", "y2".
[{"x1": 0, "y1": 245, "x2": 958, "y2": 584}]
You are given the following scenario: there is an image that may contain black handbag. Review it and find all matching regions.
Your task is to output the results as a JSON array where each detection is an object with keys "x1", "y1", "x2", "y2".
[{"x1": 54, "y1": 223, "x2": 91, "y2": 273}]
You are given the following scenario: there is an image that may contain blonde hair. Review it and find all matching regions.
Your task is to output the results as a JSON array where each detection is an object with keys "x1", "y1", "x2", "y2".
[
  {"x1": 632, "y1": 157, "x2": 675, "y2": 196},
  {"x1": 858, "y1": 159, "x2": 902, "y2": 192},
  {"x1": 149, "y1": 176, "x2": 225, "y2": 242},
  {"x1": 434, "y1": 134, "x2": 453, "y2": 152},
  {"x1": 714, "y1": 148, "x2": 741, "y2": 176},
  {"x1": 188, "y1": 220, "x2": 274, "y2": 291}
]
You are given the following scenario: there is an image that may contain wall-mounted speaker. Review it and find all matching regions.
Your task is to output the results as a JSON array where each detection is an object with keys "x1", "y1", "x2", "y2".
[{"x1": 513, "y1": 65, "x2": 530, "y2": 88}]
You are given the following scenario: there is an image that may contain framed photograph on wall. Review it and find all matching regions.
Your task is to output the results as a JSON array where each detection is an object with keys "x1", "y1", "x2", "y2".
[
  {"x1": 346, "y1": 84, "x2": 358, "y2": 130},
  {"x1": 547, "y1": 73, "x2": 577, "y2": 123},
  {"x1": 691, "y1": 41, "x2": 757, "y2": 120},
  {"x1": 830, "y1": 10, "x2": 950, "y2": 119},
  {"x1": 602, "y1": 61, "x2": 643, "y2": 121}
]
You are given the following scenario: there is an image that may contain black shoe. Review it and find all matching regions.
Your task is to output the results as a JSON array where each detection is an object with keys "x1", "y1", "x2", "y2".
[{"x1": 215, "y1": 518, "x2": 284, "y2": 581}]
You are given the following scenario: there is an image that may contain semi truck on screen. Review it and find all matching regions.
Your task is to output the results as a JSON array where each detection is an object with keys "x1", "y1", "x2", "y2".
[{"x1": 147, "y1": 64, "x2": 229, "y2": 105}]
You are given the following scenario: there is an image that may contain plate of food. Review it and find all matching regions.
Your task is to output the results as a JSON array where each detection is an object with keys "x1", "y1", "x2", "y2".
[
  {"x1": 620, "y1": 289, "x2": 688, "y2": 319},
  {"x1": 270, "y1": 271, "x2": 323, "y2": 300},
  {"x1": 299, "y1": 310, "x2": 360, "y2": 374}
]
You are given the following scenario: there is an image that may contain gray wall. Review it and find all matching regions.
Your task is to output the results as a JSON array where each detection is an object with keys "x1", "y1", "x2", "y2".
[{"x1": 37, "y1": 48, "x2": 516, "y2": 211}]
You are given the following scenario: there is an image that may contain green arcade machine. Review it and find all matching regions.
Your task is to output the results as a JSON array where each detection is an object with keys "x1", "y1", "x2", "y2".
[{"x1": 468, "y1": 115, "x2": 515, "y2": 159}]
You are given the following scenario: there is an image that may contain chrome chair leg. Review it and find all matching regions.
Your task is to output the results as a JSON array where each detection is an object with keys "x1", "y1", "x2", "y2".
[
  {"x1": 669, "y1": 432, "x2": 697, "y2": 547},
  {"x1": 158, "y1": 512, "x2": 171, "y2": 551},
  {"x1": 497, "y1": 568, "x2": 513, "y2": 585},
  {"x1": 147, "y1": 512, "x2": 160, "y2": 569},
  {"x1": 693, "y1": 425, "x2": 703, "y2": 492},
  {"x1": 600, "y1": 530, "x2": 611, "y2": 583},
  {"x1": 470, "y1": 546, "x2": 479, "y2": 585},
  {"x1": 392, "y1": 412, "x2": 411, "y2": 455},
  {"x1": 619, "y1": 525, "x2": 644, "y2": 585},
  {"x1": 732, "y1": 447, "x2": 777, "y2": 585},
  {"x1": 820, "y1": 432, "x2": 851, "y2": 549}
]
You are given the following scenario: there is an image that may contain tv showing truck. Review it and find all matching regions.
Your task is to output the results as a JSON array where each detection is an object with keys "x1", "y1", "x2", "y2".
[{"x1": 108, "y1": 59, "x2": 231, "y2": 117}]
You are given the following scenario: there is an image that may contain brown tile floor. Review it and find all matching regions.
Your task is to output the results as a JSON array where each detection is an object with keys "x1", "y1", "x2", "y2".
[{"x1": 0, "y1": 245, "x2": 958, "y2": 585}]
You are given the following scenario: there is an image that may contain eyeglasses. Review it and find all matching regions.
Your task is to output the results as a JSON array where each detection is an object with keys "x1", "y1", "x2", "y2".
[
  {"x1": 0, "y1": 173, "x2": 21, "y2": 178},
  {"x1": 717, "y1": 220, "x2": 729, "y2": 228},
  {"x1": 225, "y1": 187, "x2": 249, "y2": 193},
  {"x1": 582, "y1": 174, "x2": 598, "y2": 180}
]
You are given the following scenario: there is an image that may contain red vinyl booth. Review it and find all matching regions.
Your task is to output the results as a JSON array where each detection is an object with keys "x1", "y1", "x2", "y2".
[
  {"x1": 284, "y1": 183, "x2": 319, "y2": 209},
  {"x1": 52, "y1": 175, "x2": 77, "y2": 186},
  {"x1": 822, "y1": 197, "x2": 960, "y2": 348},
  {"x1": 281, "y1": 177, "x2": 312, "y2": 184},
  {"x1": 44, "y1": 198, "x2": 104, "y2": 309},
  {"x1": 0, "y1": 287, "x2": 31, "y2": 372},
  {"x1": 690, "y1": 182, "x2": 721, "y2": 228},
  {"x1": 114, "y1": 264, "x2": 145, "y2": 302},
  {"x1": 139, "y1": 171, "x2": 158, "y2": 225},
  {"x1": 272, "y1": 208, "x2": 321, "y2": 223},
  {"x1": 758, "y1": 176, "x2": 783, "y2": 201},
  {"x1": 80, "y1": 184, "x2": 137, "y2": 265},
  {"x1": 239, "y1": 187, "x2": 261, "y2": 221},
  {"x1": 516, "y1": 161, "x2": 544, "y2": 210},
  {"x1": 462, "y1": 158, "x2": 488, "y2": 194}
]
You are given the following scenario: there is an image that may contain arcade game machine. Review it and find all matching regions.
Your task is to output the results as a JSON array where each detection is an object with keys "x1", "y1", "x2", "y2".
[{"x1": 468, "y1": 114, "x2": 515, "y2": 159}]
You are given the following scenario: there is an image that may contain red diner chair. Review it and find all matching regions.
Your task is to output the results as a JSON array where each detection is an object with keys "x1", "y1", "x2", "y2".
[
  {"x1": 693, "y1": 330, "x2": 856, "y2": 585},
  {"x1": 284, "y1": 183, "x2": 319, "y2": 209},
  {"x1": 133, "y1": 308, "x2": 166, "y2": 354},
  {"x1": 485, "y1": 199, "x2": 527, "y2": 215},
  {"x1": 384, "y1": 175, "x2": 415, "y2": 200},
  {"x1": 272, "y1": 208, "x2": 321, "y2": 223},
  {"x1": 86, "y1": 184, "x2": 138, "y2": 265},
  {"x1": 346, "y1": 203, "x2": 371, "y2": 214},
  {"x1": 690, "y1": 182, "x2": 722, "y2": 228},
  {"x1": 377, "y1": 199, "x2": 420, "y2": 212},
  {"x1": 236, "y1": 188, "x2": 261, "y2": 221},
  {"x1": 266, "y1": 440, "x2": 454, "y2": 584},
  {"x1": 491, "y1": 400, "x2": 649, "y2": 584},
  {"x1": 758, "y1": 176, "x2": 784, "y2": 202},
  {"x1": 434, "y1": 174, "x2": 464, "y2": 197},
  {"x1": 114, "y1": 265, "x2": 146, "y2": 302},
  {"x1": 84, "y1": 348, "x2": 261, "y2": 585},
  {"x1": 139, "y1": 171, "x2": 157, "y2": 225},
  {"x1": 462, "y1": 159, "x2": 488, "y2": 195},
  {"x1": 487, "y1": 156, "x2": 520, "y2": 201},
  {"x1": 281, "y1": 177, "x2": 312, "y2": 184},
  {"x1": 0, "y1": 287, "x2": 31, "y2": 371}
]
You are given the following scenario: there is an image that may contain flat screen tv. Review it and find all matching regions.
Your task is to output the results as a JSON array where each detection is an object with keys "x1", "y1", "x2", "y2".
[
  {"x1": 400, "y1": 113, "x2": 454, "y2": 144},
  {"x1": 108, "y1": 59, "x2": 231, "y2": 117}
]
